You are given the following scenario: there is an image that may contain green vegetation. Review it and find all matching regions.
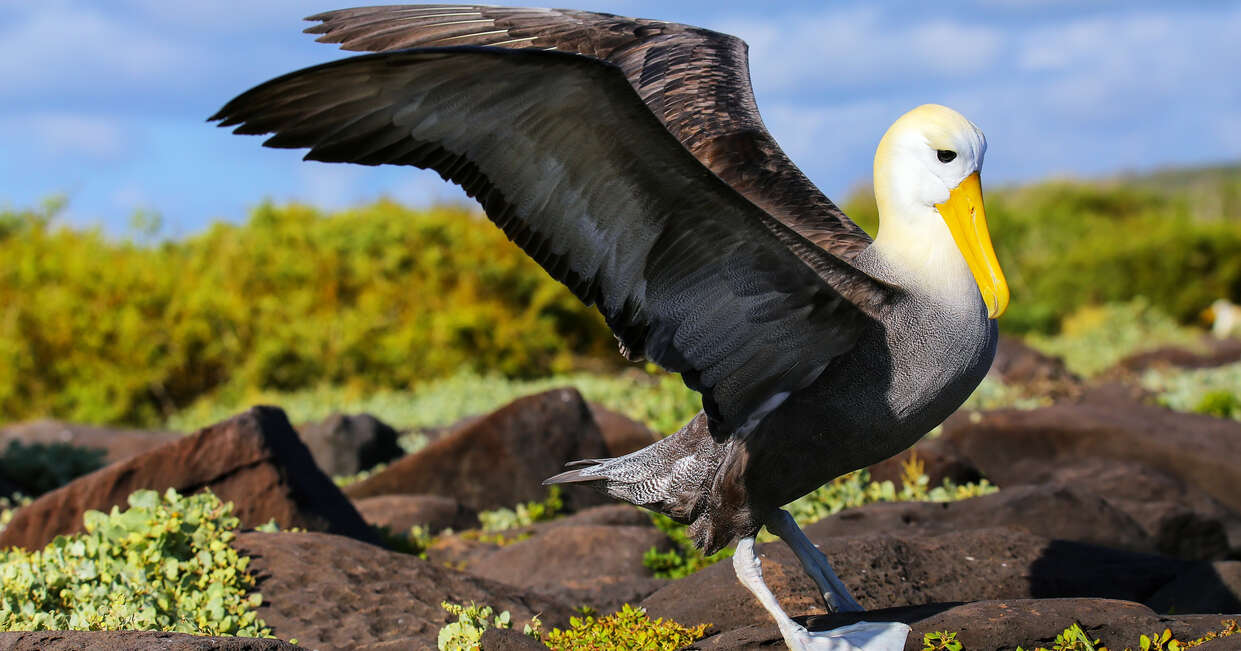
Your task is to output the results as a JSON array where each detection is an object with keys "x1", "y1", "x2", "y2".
[
  {"x1": 0, "y1": 199, "x2": 616, "y2": 426},
  {"x1": 1025, "y1": 300, "x2": 1203, "y2": 377},
  {"x1": 0, "y1": 441, "x2": 107, "y2": 496},
  {"x1": 169, "y1": 368, "x2": 698, "y2": 439},
  {"x1": 1143, "y1": 363, "x2": 1241, "y2": 421},
  {"x1": 478, "y1": 486, "x2": 564, "y2": 532},
  {"x1": 541, "y1": 603, "x2": 708, "y2": 650},
  {"x1": 438, "y1": 601, "x2": 705, "y2": 651},
  {"x1": 0, "y1": 488, "x2": 269, "y2": 637},
  {"x1": 927, "y1": 619, "x2": 1239, "y2": 651},
  {"x1": 642, "y1": 512, "x2": 735, "y2": 580}
]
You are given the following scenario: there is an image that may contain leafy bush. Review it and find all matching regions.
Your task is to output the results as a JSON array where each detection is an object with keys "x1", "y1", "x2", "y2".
[
  {"x1": 0, "y1": 488, "x2": 270, "y2": 637},
  {"x1": 1142, "y1": 362, "x2": 1241, "y2": 420},
  {"x1": 478, "y1": 486, "x2": 563, "y2": 532},
  {"x1": 541, "y1": 604, "x2": 708, "y2": 651},
  {"x1": 642, "y1": 513, "x2": 735, "y2": 580},
  {"x1": 0, "y1": 441, "x2": 106, "y2": 496},
  {"x1": 0, "y1": 200, "x2": 617, "y2": 426},
  {"x1": 437, "y1": 601, "x2": 535, "y2": 651},
  {"x1": 169, "y1": 368, "x2": 700, "y2": 440},
  {"x1": 1026, "y1": 300, "x2": 1203, "y2": 377}
]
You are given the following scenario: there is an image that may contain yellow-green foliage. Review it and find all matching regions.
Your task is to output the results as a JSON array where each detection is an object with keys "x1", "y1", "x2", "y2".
[
  {"x1": 0, "y1": 199, "x2": 614, "y2": 426},
  {"x1": 844, "y1": 167, "x2": 1241, "y2": 334},
  {"x1": 1025, "y1": 300, "x2": 1204, "y2": 377},
  {"x1": 935, "y1": 619, "x2": 1239, "y2": 651},
  {"x1": 478, "y1": 487, "x2": 563, "y2": 532},
  {"x1": 0, "y1": 488, "x2": 270, "y2": 637},
  {"x1": 437, "y1": 601, "x2": 522, "y2": 651},
  {"x1": 541, "y1": 604, "x2": 708, "y2": 651},
  {"x1": 169, "y1": 369, "x2": 700, "y2": 439},
  {"x1": 1143, "y1": 363, "x2": 1241, "y2": 421},
  {"x1": 642, "y1": 512, "x2": 735, "y2": 580}
]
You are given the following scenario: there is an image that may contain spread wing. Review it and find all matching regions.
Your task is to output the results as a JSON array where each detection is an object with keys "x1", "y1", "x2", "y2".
[
  {"x1": 210, "y1": 47, "x2": 893, "y2": 437},
  {"x1": 303, "y1": 5, "x2": 874, "y2": 261}
]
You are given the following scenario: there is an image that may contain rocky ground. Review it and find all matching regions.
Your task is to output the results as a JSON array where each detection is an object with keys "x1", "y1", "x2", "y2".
[{"x1": 1, "y1": 338, "x2": 1240, "y2": 650}]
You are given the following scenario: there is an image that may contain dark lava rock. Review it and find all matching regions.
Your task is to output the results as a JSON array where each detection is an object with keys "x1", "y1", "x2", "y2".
[
  {"x1": 1148, "y1": 561, "x2": 1241, "y2": 614},
  {"x1": 589, "y1": 402, "x2": 662, "y2": 457},
  {"x1": 480, "y1": 628, "x2": 551, "y2": 650},
  {"x1": 990, "y1": 335, "x2": 1083, "y2": 400},
  {"x1": 0, "y1": 419, "x2": 181, "y2": 464},
  {"x1": 941, "y1": 399, "x2": 1241, "y2": 515},
  {"x1": 0, "y1": 631, "x2": 302, "y2": 650},
  {"x1": 694, "y1": 599, "x2": 1239, "y2": 651},
  {"x1": 641, "y1": 527, "x2": 1193, "y2": 633},
  {"x1": 297, "y1": 412, "x2": 404, "y2": 477},
  {"x1": 865, "y1": 435, "x2": 981, "y2": 487},
  {"x1": 468, "y1": 524, "x2": 671, "y2": 612},
  {"x1": 805, "y1": 483, "x2": 1155, "y2": 554},
  {"x1": 235, "y1": 531, "x2": 572, "y2": 651},
  {"x1": 345, "y1": 388, "x2": 609, "y2": 512},
  {"x1": 354, "y1": 494, "x2": 479, "y2": 533},
  {"x1": 0, "y1": 407, "x2": 377, "y2": 550}
]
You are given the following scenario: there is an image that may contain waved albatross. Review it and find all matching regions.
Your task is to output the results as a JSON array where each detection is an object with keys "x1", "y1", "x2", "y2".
[{"x1": 211, "y1": 6, "x2": 1010, "y2": 649}]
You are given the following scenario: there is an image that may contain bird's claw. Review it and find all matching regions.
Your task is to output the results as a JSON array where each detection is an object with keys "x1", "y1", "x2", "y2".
[{"x1": 781, "y1": 621, "x2": 910, "y2": 651}]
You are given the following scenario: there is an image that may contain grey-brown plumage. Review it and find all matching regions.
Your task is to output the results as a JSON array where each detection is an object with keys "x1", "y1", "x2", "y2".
[{"x1": 213, "y1": 9, "x2": 1004, "y2": 648}]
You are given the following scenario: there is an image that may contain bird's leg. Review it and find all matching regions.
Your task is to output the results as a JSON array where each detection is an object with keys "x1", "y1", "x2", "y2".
[
  {"x1": 766, "y1": 509, "x2": 863, "y2": 613},
  {"x1": 732, "y1": 536, "x2": 910, "y2": 650}
]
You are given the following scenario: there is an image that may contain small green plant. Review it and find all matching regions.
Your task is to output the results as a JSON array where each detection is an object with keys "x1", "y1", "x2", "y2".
[
  {"x1": 0, "y1": 494, "x2": 32, "y2": 534},
  {"x1": 478, "y1": 486, "x2": 563, "y2": 532},
  {"x1": 0, "y1": 488, "x2": 270, "y2": 637},
  {"x1": 437, "y1": 601, "x2": 541, "y2": 650},
  {"x1": 0, "y1": 441, "x2": 107, "y2": 496},
  {"x1": 1192, "y1": 390, "x2": 1241, "y2": 419},
  {"x1": 1139, "y1": 628, "x2": 1180, "y2": 651},
  {"x1": 375, "y1": 524, "x2": 435, "y2": 557},
  {"x1": 541, "y1": 603, "x2": 708, "y2": 651},
  {"x1": 923, "y1": 630, "x2": 963, "y2": 651}
]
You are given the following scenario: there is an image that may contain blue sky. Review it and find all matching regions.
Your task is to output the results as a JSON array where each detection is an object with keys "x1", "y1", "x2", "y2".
[{"x1": 3, "y1": 0, "x2": 1240, "y2": 235}]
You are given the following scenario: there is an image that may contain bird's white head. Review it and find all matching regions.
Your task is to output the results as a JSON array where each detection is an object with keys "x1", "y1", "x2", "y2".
[{"x1": 872, "y1": 104, "x2": 1009, "y2": 319}]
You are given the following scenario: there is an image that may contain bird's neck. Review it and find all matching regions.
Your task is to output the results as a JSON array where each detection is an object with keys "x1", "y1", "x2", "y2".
[{"x1": 866, "y1": 201, "x2": 979, "y2": 310}]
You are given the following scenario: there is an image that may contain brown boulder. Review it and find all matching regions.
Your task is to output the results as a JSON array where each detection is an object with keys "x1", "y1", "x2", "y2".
[
  {"x1": 941, "y1": 399, "x2": 1241, "y2": 515},
  {"x1": 805, "y1": 484, "x2": 1154, "y2": 554},
  {"x1": 693, "y1": 599, "x2": 1236, "y2": 651},
  {"x1": 468, "y1": 524, "x2": 671, "y2": 611},
  {"x1": 236, "y1": 531, "x2": 573, "y2": 651},
  {"x1": 641, "y1": 527, "x2": 1192, "y2": 632},
  {"x1": 0, "y1": 631, "x2": 301, "y2": 650},
  {"x1": 353, "y1": 494, "x2": 479, "y2": 534},
  {"x1": 0, "y1": 406, "x2": 377, "y2": 550},
  {"x1": 1113, "y1": 337, "x2": 1241, "y2": 373},
  {"x1": 0, "y1": 419, "x2": 182, "y2": 464},
  {"x1": 345, "y1": 388, "x2": 609, "y2": 512},
  {"x1": 1147, "y1": 561, "x2": 1241, "y2": 615},
  {"x1": 296, "y1": 412, "x2": 404, "y2": 477},
  {"x1": 588, "y1": 402, "x2": 662, "y2": 457}
]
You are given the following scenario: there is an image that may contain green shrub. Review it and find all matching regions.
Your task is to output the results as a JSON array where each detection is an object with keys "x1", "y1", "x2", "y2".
[
  {"x1": 1026, "y1": 300, "x2": 1203, "y2": 377},
  {"x1": 642, "y1": 513, "x2": 735, "y2": 580},
  {"x1": 478, "y1": 487, "x2": 563, "y2": 532},
  {"x1": 0, "y1": 488, "x2": 269, "y2": 636},
  {"x1": 0, "y1": 441, "x2": 106, "y2": 496},
  {"x1": 541, "y1": 604, "x2": 708, "y2": 651},
  {"x1": 437, "y1": 601, "x2": 531, "y2": 651},
  {"x1": 1142, "y1": 363, "x2": 1241, "y2": 420},
  {"x1": 0, "y1": 200, "x2": 617, "y2": 426}
]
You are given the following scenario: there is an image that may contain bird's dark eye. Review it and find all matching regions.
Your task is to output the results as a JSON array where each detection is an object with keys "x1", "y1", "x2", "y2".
[{"x1": 937, "y1": 150, "x2": 957, "y2": 163}]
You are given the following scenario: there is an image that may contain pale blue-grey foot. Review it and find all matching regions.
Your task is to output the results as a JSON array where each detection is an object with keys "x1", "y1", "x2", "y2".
[
  {"x1": 767, "y1": 509, "x2": 863, "y2": 613},
  {"x1": 733, "y1": 526, "x2": 909, "y2": 650}
]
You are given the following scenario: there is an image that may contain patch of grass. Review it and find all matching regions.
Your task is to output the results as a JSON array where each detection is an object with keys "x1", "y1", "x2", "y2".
[
  {"x1": 0, "y1": 488, "x2": 269, "y2": 637},
  {"x1": 168, "y1": 368, "x2": 700, "y2": 445},
  {"x1": 1142, "y1": 363, "x2": 1241, "y2": 421},
  {"x1": 478, "y1": 486, "x2": 564, "y2": 532},
  {"x1": 0, "y1": 441, "x2": 107, "y2": 496},
  {"x1": 1026, "y1": 300, "x2": 1203, "y2": 377}
]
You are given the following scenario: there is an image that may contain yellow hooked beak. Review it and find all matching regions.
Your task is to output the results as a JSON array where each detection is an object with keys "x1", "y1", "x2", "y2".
[{"x1": 935, "y1": 172, "x2": 1009, "y2": 319}]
